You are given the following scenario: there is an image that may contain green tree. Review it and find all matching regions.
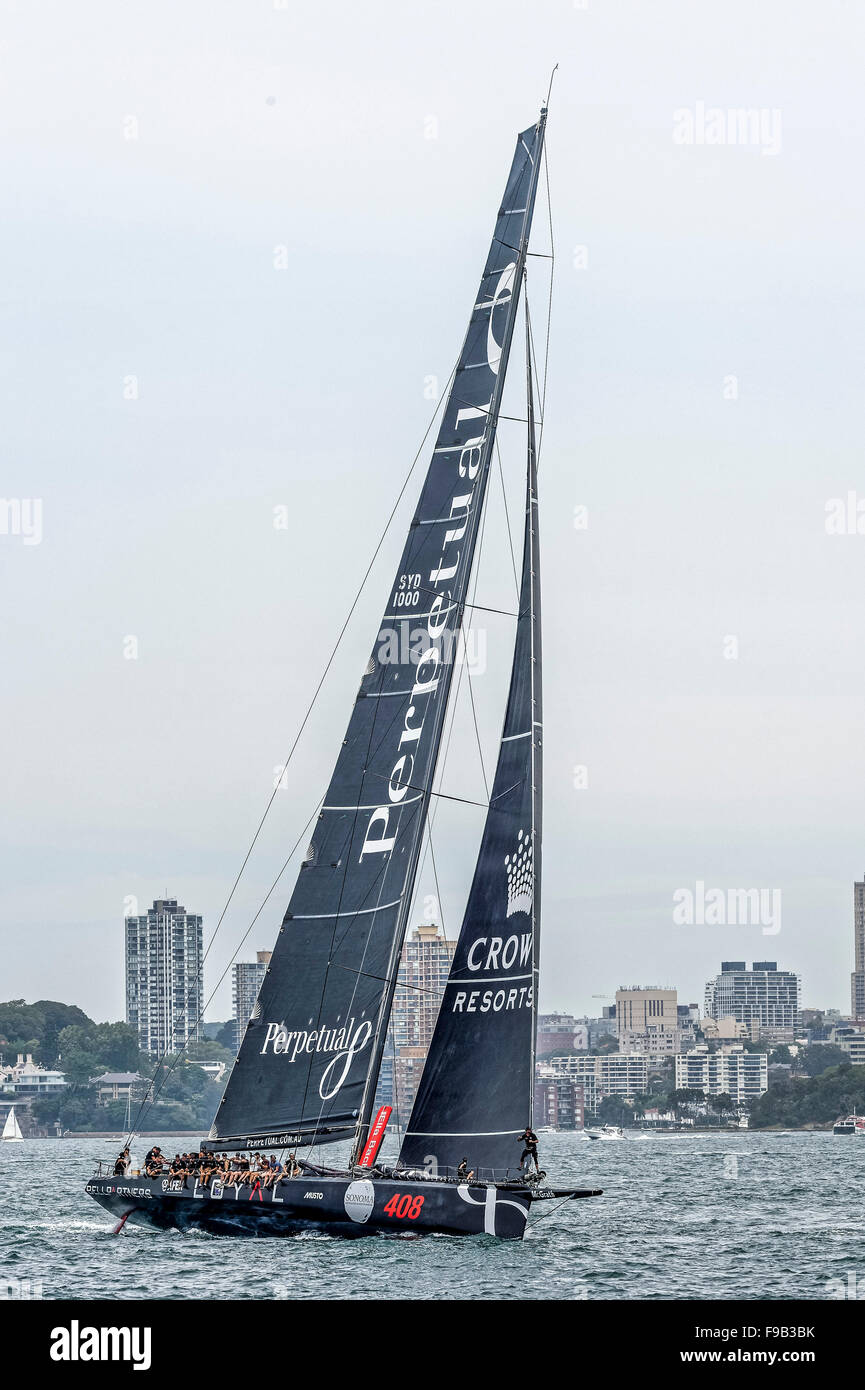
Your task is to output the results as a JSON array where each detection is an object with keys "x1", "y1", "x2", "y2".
[
  {"x1": 798, "y1": 1045, "x2": 849, "y2": 1078},
  {"x1": 594, "y1": 1096, "x2": 634, "y2": 1126}
]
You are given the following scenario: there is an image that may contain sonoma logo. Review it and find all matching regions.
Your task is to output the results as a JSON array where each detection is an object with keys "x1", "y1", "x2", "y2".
[
  {"x1": 260, "y1": 1016, "x2": 372, "y2": 1099},
  {"x1": 49, "y1": 1321, "x2": 151, "y2": 1371}
]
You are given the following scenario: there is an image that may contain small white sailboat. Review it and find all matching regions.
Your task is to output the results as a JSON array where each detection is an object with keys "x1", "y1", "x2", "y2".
[{"x1": 2, "y1": 1106, "x2": 24, "y2": 1142}]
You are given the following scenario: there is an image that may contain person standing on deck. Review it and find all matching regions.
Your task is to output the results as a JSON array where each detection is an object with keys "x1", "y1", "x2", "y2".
[{"x1": 516, "y1": 1126, "x2": 539, "y2": 1173}]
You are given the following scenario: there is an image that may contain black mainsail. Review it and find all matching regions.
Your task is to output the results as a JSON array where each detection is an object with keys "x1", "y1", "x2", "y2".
[
  {"x1": 398, "y1": 309, "x2": 542, "y2": 1178},
  {"x1": 212, "y1": 113, "x2": 547, "y2": 1150}
]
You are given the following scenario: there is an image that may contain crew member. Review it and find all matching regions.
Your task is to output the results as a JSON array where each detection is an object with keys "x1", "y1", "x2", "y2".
[{"x1": 516, "y1": 1125, "x2": 539, "y2": 1173}]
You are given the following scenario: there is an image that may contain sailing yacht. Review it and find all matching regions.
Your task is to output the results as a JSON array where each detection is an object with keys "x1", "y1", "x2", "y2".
[
  {"x1": 85, "y1": 103, "x2": 601, "y2": 1239},
  {"x1": 2, "y1": 1106, "x2": 24, "y2": 1142}
]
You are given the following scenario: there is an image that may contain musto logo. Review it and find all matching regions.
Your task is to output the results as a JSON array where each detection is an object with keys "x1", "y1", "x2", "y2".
[
  {"x1": 343, "y1": 1179, "x2": 375, "y2": 1224},
  {"x1": 260, "y1": 1017, "x2": 372, "y2": 1100}
]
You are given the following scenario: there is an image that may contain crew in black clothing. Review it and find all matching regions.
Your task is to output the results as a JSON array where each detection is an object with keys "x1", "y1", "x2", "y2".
[
  {"x1": 113, "y1": 1147, "x2": 130, "y2": 1176},
  {"x1": 144, "y1": 1146, "x2": 164, "y2": 1176},
  {"x1": 517, "y1": 1126, "x2": 539, "y2": 1173}
]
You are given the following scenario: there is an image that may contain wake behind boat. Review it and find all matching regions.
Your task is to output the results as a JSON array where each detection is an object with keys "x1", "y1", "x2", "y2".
[{"x1": 86, "y1": 97, "x2": 601, "y2": 1240}]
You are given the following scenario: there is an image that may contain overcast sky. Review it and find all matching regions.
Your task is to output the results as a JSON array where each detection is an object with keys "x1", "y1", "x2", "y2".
[{"x1": 2, "y1": 0, "x2": 864, "y2": 1026}]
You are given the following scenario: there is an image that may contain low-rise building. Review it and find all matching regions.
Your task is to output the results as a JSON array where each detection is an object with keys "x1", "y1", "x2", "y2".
[
  {"x1": 186, "y1": 1060, "x2": 227, "y2": 1084},
  {"x1": 833, "y1": 1024, "x2": 865, "y2": 1066},
  {"x1": 91, "y1": 1072, "x2": 143, "y2": 1106},
  {"x1": 534, "y1": 1073, "x2": 585, "y2": 1129},
  {"x1": 577, "y1": 1014, "x2": 618, "y2": 1049},
  {"x1": 701, "y1": 1015, "x2": 754, "y2": 1042},
  {"x1": 1, "y1": 1054, "x2": 67, "y2": 1096},
  {"x1": 537, "y1": 1013, "x2": 583, "y2": 1055}
]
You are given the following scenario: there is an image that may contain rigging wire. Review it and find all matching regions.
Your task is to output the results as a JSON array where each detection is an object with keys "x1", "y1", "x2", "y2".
[
  {"x1": 526, "y1": 1193, "x2": 578, "y2": 1230},
  {"x1": 125, "y1": 800, "x2": 322, "y2": 1139},
  {"x1": 496, "y1": 435, "x2": 520, "y2": 601},
  {"x1": 124, "y1": 354, "x2": 461, "y2": 1142}
]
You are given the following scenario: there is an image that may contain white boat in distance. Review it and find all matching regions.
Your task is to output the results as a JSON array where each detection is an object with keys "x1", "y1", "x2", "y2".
[
  {"x1": 2, "y1": 1107, "x2": 24, "y2": 1142},
  {"x1": 833, "y1": 1109, "x2": 865, "y2": 1136},
  {"x1": 585, "y1": 1125, "x2": 624, "y2": 1141}
]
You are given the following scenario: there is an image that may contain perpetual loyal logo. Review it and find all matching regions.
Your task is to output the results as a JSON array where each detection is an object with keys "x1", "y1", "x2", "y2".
[
  {"x1": 358, "y1": 262, "x2": 517, "y2": 868},
  {"x1": 260, "y1": 1016, "x2": 372, "y2": 1100}
]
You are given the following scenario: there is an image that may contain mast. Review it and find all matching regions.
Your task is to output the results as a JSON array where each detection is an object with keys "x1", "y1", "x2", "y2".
[
  {"x1": 211, "y1": 109, "x2": 548, "y2": 1154},
  {"x1": 525, "y1": 275, "x2": 541, "y2": 1126},
  {"x1": 353, "y1": 108, "x2": 549, "y2": 1160}
]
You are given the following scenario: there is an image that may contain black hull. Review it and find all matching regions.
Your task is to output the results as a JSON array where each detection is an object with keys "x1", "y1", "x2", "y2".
[{"x1": 85, "y1": 1173, "x2": 541, "y2": 1239}]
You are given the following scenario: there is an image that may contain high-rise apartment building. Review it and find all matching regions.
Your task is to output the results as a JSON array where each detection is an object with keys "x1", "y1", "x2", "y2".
[
  {"x1": 704, "y1": 961, "x2": 800, "y2": 1043},
  {"x1": 852, "y1": 876, "x2": 865, "y2": 1021},
  {"x1": 232, "y1": 951, "x2": 272, "y2": 1052},
  {"x1": 374, "y1": 924, "x2": 457, "y2": 1116},
  {"x1": 125, "y1": 898, "x2": 203, "y2": 1055},
  {"x1": 390, "y1": 924, "x2": 457, "y2": 1049}
]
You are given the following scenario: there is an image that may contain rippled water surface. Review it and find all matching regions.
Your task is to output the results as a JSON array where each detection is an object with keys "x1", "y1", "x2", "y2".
[{"x1": 1, "y1": 1131, "x2": 862, "y2": 1300}]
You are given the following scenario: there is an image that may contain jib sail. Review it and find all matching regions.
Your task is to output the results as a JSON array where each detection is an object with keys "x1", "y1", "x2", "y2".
[{"x1": 399, "y1": 315, "x2": 542, "y2": 1177}]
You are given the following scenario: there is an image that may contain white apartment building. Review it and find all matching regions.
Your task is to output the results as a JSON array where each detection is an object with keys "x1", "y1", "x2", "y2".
[
  {"x1": 125, "y1": 898, "x2": 203, "y2": 1055},
  {"x1": 232, "y1": 951, "x2": 272, "y2": 1052},
  {"x1": 675, "y1": 1045, "x2": 768, "y2": 1102},
  {"x1": 542, "y1": 1052, "x2": 649, "y2": 1102}
]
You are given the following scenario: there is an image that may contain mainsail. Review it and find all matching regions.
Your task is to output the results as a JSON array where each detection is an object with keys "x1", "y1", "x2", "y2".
[
  {"x1": 2, "y1": 1106, "x2": 24, "y2": 1141},
  {"x1": 398, "y1": 314, "x2": 542, "y2": 1177},
  {"x1": 212, "y1": 112, "x2": 547, "y2": 1149}
]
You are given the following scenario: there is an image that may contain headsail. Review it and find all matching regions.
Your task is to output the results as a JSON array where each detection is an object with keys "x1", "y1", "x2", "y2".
[
  {"x1": 212, "y1": 113, "x2": 547, "y2": 1149},
  {"x1": 2, "y1": 1106, "x2": 24, "y2": 1141},
  {"x1": 398, "y1": 308, "x2": 542, "y2": 1177}
]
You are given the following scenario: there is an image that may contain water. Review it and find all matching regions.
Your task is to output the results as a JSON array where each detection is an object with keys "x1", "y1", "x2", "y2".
[{"x1": 1, "y1": 1131, "x2": 863, "y2": 1300}]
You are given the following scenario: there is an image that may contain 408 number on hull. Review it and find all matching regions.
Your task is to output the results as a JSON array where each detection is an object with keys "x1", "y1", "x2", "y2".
[{"x1": 382, "y1": 1193, "x2": 425, "y2": 1220}]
